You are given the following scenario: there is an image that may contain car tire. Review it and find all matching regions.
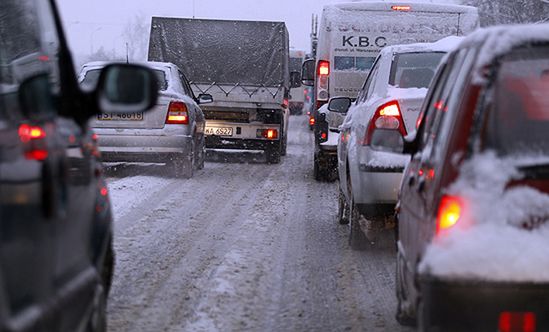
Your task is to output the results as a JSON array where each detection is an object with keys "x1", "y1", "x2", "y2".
[
  {"x1": 87, "y1": 281, "x2": 107, "y2": 332},
  {"x1": 396, "y1": 250, "x2": 416, "y2": 326},
  {"x1": 348, "y1": 197, "x2": 369, "y2": 250},
  {"x1": 313, "y1": 153, "x2": 326, "y2": 181},
  {"x1": 337, "y1": 187, "x2": 350, "y2": 225},
  {"x1": 197, "y1": 140, "x2": 205, "y2": 170},
  {"x1": 266, "y1": 143, "x2": 281, "y2": 164},
  {"x1": 102, "y1": 241, "x2": 114, "y2": 296}
]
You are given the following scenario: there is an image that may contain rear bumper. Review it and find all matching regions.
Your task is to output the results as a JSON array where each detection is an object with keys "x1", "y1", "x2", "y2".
[
  {"x1": 420, "y1": 277, "x2": 549, "y2": 331},
  {"x1": 205, "y1": 136, "x2": 279, "y2": 150},
  {"x1": 96, "y1": 133, "x2": 193, "y2": 163}
]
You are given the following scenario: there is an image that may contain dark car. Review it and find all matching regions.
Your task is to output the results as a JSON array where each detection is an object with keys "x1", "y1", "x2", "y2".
[
  {"x1": 369, "y1": 24, "x2": 549, "y2": 331},
  {"x1": 0, "y1": 0, "x2": 157, "y2": 331}
]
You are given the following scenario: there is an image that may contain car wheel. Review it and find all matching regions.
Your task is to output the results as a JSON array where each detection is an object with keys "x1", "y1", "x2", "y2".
[
  {"x1": 396, "y1": 250, "x2": 416, "y2": 326},
  {"x1": 87, "y1": 282, "x2": 107, "y2": 332},
  {"x1": 349, "y1": 197, "x2": 369, "y2": 250},
  {"x1": 337, "y1": 187, "x2": 349, "y2": 225},
  {"x1": 102, "y1": 241, "x2": 114, "y2": 296},
  {"x1": 197, "y1": 140, "x2": 205, "y2": 170},
  {"x1": 313, "y1": 153, "x2": 327, "y2": 181},
  {"x1": 265, "y1": 143, "x2": 281, "y2": 164}
]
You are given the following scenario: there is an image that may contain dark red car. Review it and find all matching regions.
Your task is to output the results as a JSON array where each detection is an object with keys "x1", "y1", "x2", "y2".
[{"x1": 371, "y1": 24, "x2": 549, "y2": 331}]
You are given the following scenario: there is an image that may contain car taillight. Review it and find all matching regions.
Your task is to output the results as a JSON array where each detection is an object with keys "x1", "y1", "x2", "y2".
[
  {"x1": 309, "y1": 116, "x2": 315, "y2": 126},
  {"x1": 392, "y1": 5, "x2": 411, "y2": 11},
  {"x1": 166, "y1": 101, "x2": 189, "y2": 124},
  {"x1": 362, "y1": 100, "x2": 406, "y2": 145},
  {"x1": 18, "y1": 124, "x2": 48, "y2": 161},
  {"x1": 436, "y1": 195, "x2": 464, "y2": 235},
  {"x1": 257, "y1": 129, "x2": 278, "y2": 140},
  {"x1": 316, "y1": 60, "x2": 330, "y2": 102},
  {"x1": 499, "y1": 312, "x2": 536, "y2": 332},
  {"x1": 19, "y1": 124, "x2": 46, "y2": 143}
]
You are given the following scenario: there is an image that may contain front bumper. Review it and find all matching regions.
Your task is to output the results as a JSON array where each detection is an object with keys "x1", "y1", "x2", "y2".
[{"x1": 420, "y1": 277, "x2": 549, "y2": 331}]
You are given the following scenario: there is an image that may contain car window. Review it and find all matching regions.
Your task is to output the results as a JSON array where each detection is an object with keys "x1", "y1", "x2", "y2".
[
  {"x1": 0, "y1": 0, "x2": 60, "y2": 119},
  {"x1": 81, "y1": 68, "x2": 168, "y2": 91},
  {"x1": 484, "y1": 45, "x2": 549, "y2": 156},
  {"x1": 178, "y1": 70, "x2": 195, "y2": 97},
  {"x1": 357, "y1": 56, "x2": 381, "y2": 103},
  {"x1": 389, "y1": 52, "x2": 445, "y2": 89}
]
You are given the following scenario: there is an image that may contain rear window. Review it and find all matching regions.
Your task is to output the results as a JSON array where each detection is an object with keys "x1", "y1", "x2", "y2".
[
  {"x1": 484, "y1": 46, "x2": 549, "y2": 156},
  {"x1": 390, "y1": 52, "x2": 445, "y2": 88},
  {"x1": 81, "y1": 68, "x2": 168, "y2": 91},
  {"x1": 334, "y1": 56, "x2": 375, "y2": 71}
]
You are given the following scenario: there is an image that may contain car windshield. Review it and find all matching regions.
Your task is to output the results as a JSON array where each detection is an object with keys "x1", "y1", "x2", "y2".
[
  {"x1": 81, "y1": 68, "x2": 168, "y2": 91},
  {"x1": 390, "y1": 52, "x2": 445, "y2": 88},
  {"x1": 484, "y1": 46, "x2": 549, "y2": 156},
  {"x1": 334, "y1": 56, "x2": 375, "y2": 71}
]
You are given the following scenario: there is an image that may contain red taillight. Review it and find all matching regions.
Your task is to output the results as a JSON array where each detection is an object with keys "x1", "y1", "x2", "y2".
[
  {"x1": 499, "y1": 312, "x2": 536, "y2": 332},
  {"x1": 317, "y1": 60, "x2": 330, "y2": 76},
  {"x1": 257, "y1": 129, "x2": 278, "y2": 140},
  {"x1": 282, "y1": 98, "x2": 289, "y2": 109},
  {"x1": 362, "y1": 101, "x2": 406, "y2": 145},
  {"x1": 309, "y1": 116, "x2": 315, "y2": 126},
  {"x1": 166, "y1": 101, "x2": 189, "y2": 124},
  {"x1": 436, "y1": 195, "x2": 464, "y2": 234},
  {"x1": 25, "y1": 150, "x2": 48, "y2": 161},
  {"x1": 19, "y1": 124, "x2": 46, "y2": 143},
  {"x1": 100, "y1": 186, "x2": 108, "y2": 197},
  {"x1": 392, "y1": 5, "x2": 411, "y2": 11}
]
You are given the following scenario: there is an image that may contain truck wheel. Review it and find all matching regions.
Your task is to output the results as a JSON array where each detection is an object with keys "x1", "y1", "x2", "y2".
[
  {"x1": 265, "y1": 143, "x2": 281, "y2": 164},
  {"x1": 337, "y1": 187, "x2": 350, "y2": 225},
  {"x1": 349, "y1": 197, "x2": 369, "y2": 250}
]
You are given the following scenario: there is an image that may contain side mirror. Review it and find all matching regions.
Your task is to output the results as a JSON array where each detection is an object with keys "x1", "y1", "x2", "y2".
[
  {"x1": 370, "y1": 128, "x2": 405, "y2": 154},
  {"x1": 197, "y1": 93, "x2": 213, "y2": 105},
  {"x1": 328, "y1": 97, "x2": 351, "y2": 114},
  {"x1": 96, "y1": 64, "x2": 158, "y2": 114},
  {"x1": 290, "y1": 71, "x2": 302, "y2": 88},
  {"x1": 301, "y1": 59, "x2": 315, "y2": 86}
]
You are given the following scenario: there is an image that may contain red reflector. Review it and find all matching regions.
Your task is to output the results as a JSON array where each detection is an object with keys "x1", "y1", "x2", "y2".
[
  {"x1": 317, "y1": 60, "x2": 330, "y2": 76},
  {"x1": 321, "y1": 132, "x2": 327, "y2": 140},
  {"x1": 91, "y1": 133, "x2": 98, "y2": 142},
  {"x1": 100, "y1": 187, "x2": 108, "y2": 197},
  {"x1": 436, "y1": 195, "x2": 464, "y2": 234},
  {"x1": 19, "y1": 124, "x2": 46, "y2": 143},
  {"x1": 499, "y1": 312, "x2": 536, "y2": 332},
  {"x1": 392, "y1": 5, "x2": 411, "y2": 11},
  {"x1": 166, "y1": 101, "x2": 189, "y2": 124}
]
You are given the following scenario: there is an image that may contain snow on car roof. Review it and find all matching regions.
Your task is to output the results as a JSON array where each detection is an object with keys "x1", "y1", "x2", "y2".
[
  {"x1": 459, "y1": 24, "x2": 549, "y2": 83},
  {"x1": 381, "y1": 35, "x2": 464, "y2": 55},
  {"x1": 324, "y1": 1, "x2": 477, "y2": 15}
]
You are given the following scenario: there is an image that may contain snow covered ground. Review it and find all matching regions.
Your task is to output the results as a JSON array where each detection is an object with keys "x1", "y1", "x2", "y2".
[{"x1": 104, "y1": 115, "x2": 412, "y2": 332}]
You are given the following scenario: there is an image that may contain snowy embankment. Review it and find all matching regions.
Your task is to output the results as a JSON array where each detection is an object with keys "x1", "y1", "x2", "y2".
[{"x1": 420, "y1": 152, "x2": 549, "y2": 283}]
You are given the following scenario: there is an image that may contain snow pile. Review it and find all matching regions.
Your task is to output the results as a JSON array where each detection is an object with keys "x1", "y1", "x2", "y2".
[
  {"x1": 363, "y1": 150, "x2": 410, "y2": 169},
  {"x1": 460, "y1": 24, "x2": 549, "y2": 84},
  {"x1": 419, "y1": 152, "x2": 549, "y2": 282}
]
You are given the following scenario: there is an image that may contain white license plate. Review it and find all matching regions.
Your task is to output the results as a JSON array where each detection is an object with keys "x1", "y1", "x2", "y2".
[
  {"x1": 205, "y1": 127, "x2": 234, "y2": 136},
  {"x1": 97, "y1": 112, "x2": 143, "y2": 121}
]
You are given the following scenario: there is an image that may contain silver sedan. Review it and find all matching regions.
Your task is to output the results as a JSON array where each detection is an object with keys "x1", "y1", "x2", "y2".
[{"x1": 79, "y1": 61, "x2": 212, "y2": 178}]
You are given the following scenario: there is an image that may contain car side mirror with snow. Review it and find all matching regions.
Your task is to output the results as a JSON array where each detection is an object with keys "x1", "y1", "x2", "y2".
[
  {"x1": 328, "y1": 97, "x2": 351, "y2": 114},
  {"x1": 370, "y1": 128, "x2": 405, "y2": 154},
  {"x1": 197, "y1": 93, "x2": 213, "y2": 105}
]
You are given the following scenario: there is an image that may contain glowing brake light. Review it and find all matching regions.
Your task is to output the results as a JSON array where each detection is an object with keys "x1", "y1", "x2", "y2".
[
  {"x1": 19, "y1": 124, "x2": 46, "y2": 143},
  {"x1": 499, "y1": 312, "x2": 536, "y2": 332},
  {"x1": 166, "y1": 101, "x2": 189, "y2": 124},
  {"x1": 436, "y1": 195, "x2": 464, "y2": 234},
  {"x1": 309, "y1": 116, "x2": 315, "y2": 126},
  {"x1": 317, "y1": 60, "x2": 330, "y2": 76},
  {"x1": 392, "y1": 5, "x2": 411, "y2": 11},
  {"x1": 362, "y1": 100, "x2": 406, "y2": 145},
  {"x1": 257, "y1": 129, "x2": 278, "y2": 140}
]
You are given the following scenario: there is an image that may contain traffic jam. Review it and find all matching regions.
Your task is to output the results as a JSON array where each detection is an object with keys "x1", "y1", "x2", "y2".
[{"x1": 1, "y1": 0, "x2": 549, "y2": 331}]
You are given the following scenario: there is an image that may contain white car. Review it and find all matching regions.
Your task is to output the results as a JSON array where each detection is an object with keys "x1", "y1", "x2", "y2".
[
  {"x1": 79, "y1": 61, "x2": 213, "y2": 178},
  {"x1": 334, "y1": 36, "x2": 463, "y2": 249}
]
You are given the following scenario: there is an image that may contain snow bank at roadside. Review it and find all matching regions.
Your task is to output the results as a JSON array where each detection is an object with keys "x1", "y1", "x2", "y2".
[{"x1": 419, "y1": 152, "x2": 549, "y2": 282}]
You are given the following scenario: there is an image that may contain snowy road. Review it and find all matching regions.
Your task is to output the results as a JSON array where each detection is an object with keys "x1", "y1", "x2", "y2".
[{"x1": 105, "y1": 115, "x2": 413, "y2": 332}]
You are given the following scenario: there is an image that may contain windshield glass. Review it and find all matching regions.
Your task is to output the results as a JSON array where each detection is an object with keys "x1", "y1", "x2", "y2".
[
  {"x1": 484, "y1": 46, "x2": 549, "y2": 156},
  {"x1": 334, "y1": 56, "x2": 375, "y2": 71},
  {"x1": 81, "y1": 68, "x2": 168, "y2": 91},
  {"x1": 390, "y1": 52, "x2": 445, "y2": 88}
]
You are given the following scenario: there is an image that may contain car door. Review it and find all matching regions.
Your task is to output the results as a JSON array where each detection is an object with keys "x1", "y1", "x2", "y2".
[{"x1": 338, "y1": 55, "x2": 382, "y2": 198}]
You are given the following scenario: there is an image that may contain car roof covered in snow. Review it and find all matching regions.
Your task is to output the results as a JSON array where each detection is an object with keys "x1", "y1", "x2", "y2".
[
  {"x1": 324, "y1": 1, "x2": 478, "y2": 15},
  {"x1": 380, "y1": 35, "x2": 464, "y2": 56},
  {"x1": 458, "y1": 23, "x2": 549, "y2": 82}
]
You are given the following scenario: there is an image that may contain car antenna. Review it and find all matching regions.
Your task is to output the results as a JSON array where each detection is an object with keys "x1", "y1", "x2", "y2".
[{"x1": 126, "y1": 42, "x2": 129, "y2": 63}]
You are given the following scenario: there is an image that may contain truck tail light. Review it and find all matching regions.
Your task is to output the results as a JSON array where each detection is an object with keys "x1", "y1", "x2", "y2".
[
  {"x1": 499, "y1": 312, "x2": 536, "y2": 332},
  {"x1": 18, "y1": 124, "x2": 48, "y2": 161},
  {"x1": 316, "y1": 60, "x2": 330, "y2": 102},
  {"x1": 362, "y1": 100, "x2": 406, "y2": 145},
  {"x1": 436, "y1": 195, "x2": 464, "y2": 235},
  {"x1": 257, "y1": 129, "x2": 278, "y2": 140},
  {"x1": 392, "y1": 5, "x2": 411, "y2": 11},
  {"x1": 309, "y1": 116, "x2": 315, "y2": 126},
  {"x1": 166, "y1": 101, "x2": 189, "y2": 124}
]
